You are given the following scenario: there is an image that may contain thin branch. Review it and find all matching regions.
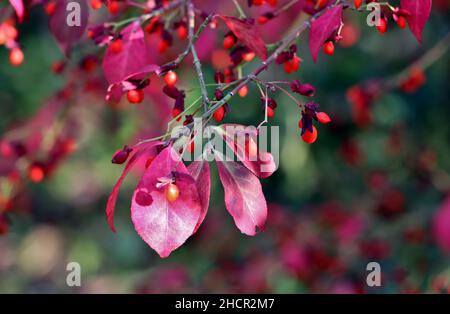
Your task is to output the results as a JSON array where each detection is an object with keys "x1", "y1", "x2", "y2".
[
  {"x1": 187, "y1": 0, "x2": 210, "y2": 112},
  {"x1": 386, "y1": 31, "x2": 450, "y2": 88},
  {"x1": 108, "y1": 0, "x2": 185, "y2": 30},
  {"x1": 232, "y1": 0, "x2": 247, "y2": 19}
]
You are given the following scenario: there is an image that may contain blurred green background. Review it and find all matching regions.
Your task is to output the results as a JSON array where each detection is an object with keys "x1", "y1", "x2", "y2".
[{"x1": 0, "y1": 1, "x2": 449, "y2": 293}]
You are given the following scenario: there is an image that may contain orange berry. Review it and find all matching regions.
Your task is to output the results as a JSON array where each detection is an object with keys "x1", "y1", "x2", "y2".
[
  {"x1": 302, "y1": 126, "x2": 318, "y2": 144},
  {"x1": 396, "y1": 16, "x2": 406, "y2": 29},
  {"x1": 158, "y1": 39, "x2": 169, "y2": 53},
  {"x1": 316, "y1": 112, "x2": 331, "y2": 124},
  {"x1": 165, "y1": 183, "x2": 180, "y2": 202},
  {"x1": 108, "y1": 1, "x2": 120, "y2": 15},
  {"x1": 177, "y1": 25, "x2": 188, "y2": 40},
  {"x1": 243, "y1": 51, "x2": 255, "y2": 62},
  {"x1": 109, "y1": 39, "x2": 122, "y2": 54},
  {"x1": 28, "y1": 164, "x2": 45, "y2": 183},
  {"x1": 377, "y1": 18, "x2": 388, "y2": 34},
  {"x1": 9, "y1": 48, "x2": 24, "y2": 66},
  {"x1": 323, "y1": 41, "x2": 335, "y2": 56},
  {"x1": 257, "y1": 15, "x2": 269, "y2": 25},
  {"x1": 44, "y1": 1, "x2": 57, "y2": 15},
  {"x1": 213, "y1": 106, "x2": 225, "y2": 122},
  {"x1": 127, "y1": 89, "x2": 144, "y2": 104},
  {"x1": 164, "y1": 71, "x2": 178, "y2": 86},
  {"x1": 172, "y1": 107, "x2": 182, "y2": 121},
  {"x1": 223, "y1": 35, "x2": 236, "y2": 49},
  {"x1": 90, "y1": 0, "x2": 102, "y2": 10},
  {"x1": 238, "y1": 85, "x2": 248, "y2": 97}
]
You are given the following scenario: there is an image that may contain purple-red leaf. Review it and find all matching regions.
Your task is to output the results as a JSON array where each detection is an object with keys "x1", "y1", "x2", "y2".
[
  {"x1": 188, "y1": 160, "x2": 211, "y2": 234},
  {"x1": 49, "y1": 0, "x2": 89, "y2": 56},
  {"x1": 220, "y1": 16, "x2": 267, "y2": 60},
  {"x1": 106, "y1": 141, "x2": 160, "y2": 232},
  {"x1": 220, "y1": 124, "x2": 277, "y2": 179},
  {"x1": 102, "y1": 21, "x2": 152, "y2": 85},
  {"x1": 216, "y1": 160, "x2": 267, "y2": 236},
  {"x1": 401, "y1": 0, "x2": 432, "y2": 43},
  {"x1": 9, "y1": 0, "x2": 24, "y2": 23},
  {"x1": 131, "y1": 146, "x2": 201, "y2": 258},
  {"x1": 105, "y1": 64, "x2": 160, "y2": 101},
  {"x1": 309, "y1": 5, "x2": 343, "y2": 63}
]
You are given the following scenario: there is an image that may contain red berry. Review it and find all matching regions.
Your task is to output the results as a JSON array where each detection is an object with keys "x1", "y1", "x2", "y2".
[
  {"x1": 354, "y1": 0, "x2": 362, "y2": 9},
  {"x1": 9, "y1": 48, "x2": 24, "y2": 66},
  {"x1": 284, "y1": 55, "x2": 301, "y2": 73},
  {"x1": 267, "y1": 106, "x2": 275, "y2": 118},
  {"x1": 164, "y1": 71, "x2": 178, "y2": 86},
  {"x1": 223, "y1": 35, "x2": 236, "y2": 49},
  {"x1": 44, "y1": 1, "x2": 57, "y2": 15},
  {"x1": 238, "y1": 85, "x2": 248, "y2": 97},
  {"x1": 257, "y1": 15, "x2": 269, "y2": 25},
  {"x1": 396, "y1": 16, "x2": 406, "y2": 29},
  {"x1": 298, "y1": 118, "x2": 303, "y2": 129},
  {"x1": 243, "y1": 51, "x2": 255, "y2": 62},
  {"x1": 127, "y1": 89, "x2": 144, "y2": 104},
  {"x1": 158, "y1": 39, "x2": 169, "y2": 53},
  {"x1": 109, "y1": 39, "x2": 122, "y2": 54},
  {"x1": 90, "y1": 0, "x2": 102, "y2": 10},
  {"x1": 323, "y1": 41, "x2": 335, "y2": 56},
  {"x1": 177, "y1": 25, "x2": 188, "y2": 40},
  {"x1": 165, "y1": 183, "x2": 180, "y2": 202},
  {"x1": 108, "y1": 1, "x2": 120, "y2": 15},
  {"x1": 172, "y1": 107, "x2": 182, "y2": 121},
  {"x1": 266, "y1": 0, "x2": 278, "y2": 6},
  {"x1": 252, "y1": 0, "x2": 265, "y2": 5},
  {"x1": 377, "y1": 18, "x2": 388, "y2": 34},
  {"x1": 213, "y1": 106, "x2": 225, "y2": 122},
  {"x1": 28, "y1": 163, "x2": 45, "y2": 183},
  {"x1": 316, "y1": 112, "x2": 331, "y2": 124},
  {"x1": 302, "y1": 126, "x2": 318, "y2": 144}
]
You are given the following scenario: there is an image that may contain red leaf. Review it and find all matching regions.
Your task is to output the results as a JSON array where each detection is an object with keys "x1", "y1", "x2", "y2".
[
  {"x1": 9, "y1": 0, "x2": 24, "y2": 23},
  {"x1": 188, "y1": 160, "x2": 211, "y2": 234},
  {"x1": 102, "y1": 21, "x2": 152, "y2": 85},
  {"x1": 401, "y1": 0, "x2": 432, "y2": 43},
  {"x1": 106, "y1": 141, "x2": 160, "y2": 232},
  {"x1": 220, "y1": 16, "x2": 267, "y2": 60},
  {"x1": 216, "y1": 160, "x2": 267, "y2": 236},
  {"x1": 309, "y1": 5, "x2": 343, "y2": 63},
  {"x1": 131, "y1": 146, "x2": 201, "y2": 258},
  {"x1": 220, "y1": 124, "x2": 277, "y2": 179},
  {"x1": 49, "y1": 0, "x2": 89, "y2": 56},
  {"x1": 105, "y1": 64, "x2": 160, "y2": 101}
]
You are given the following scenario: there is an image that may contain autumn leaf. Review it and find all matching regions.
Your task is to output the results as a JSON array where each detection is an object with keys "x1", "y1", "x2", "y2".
[
  {"x1": 131, "y1": 146, "x2": 201, "y2": 258},
  {"x1": 309, "y1": 5, "x2": 343, "y2": 63},
  {"x1": 106, "y1": 141, "x2": 160, "y2": 232},
  {"x1": 188, "y1": 160, "x2": 211, "y2": 234},
  {"x1": 49, "y1": 0, "x2": 89, "y2": 56},
  {"x1": 216, "y1": 160, "x2": 267, "y2": 236},
  {"x1": 220, "y1": 16, "x2": 267, "y2": 60},
  {"x1": 102, "y1": 21, "x2": 152, "y2": 85},
  {"x1": 401, "y1": 0, "x2": 432, "y2": 43},
  {"x1": 9, "y1": 0, "x2": 24, "y2": 23}
]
